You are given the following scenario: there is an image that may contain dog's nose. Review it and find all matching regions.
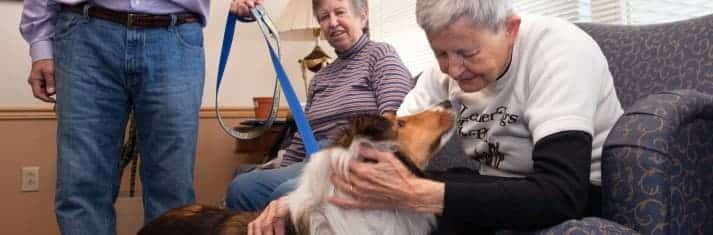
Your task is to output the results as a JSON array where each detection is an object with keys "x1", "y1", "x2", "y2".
[{"x1": 438, "y1": 100, "x2": 452, "y2": 109}]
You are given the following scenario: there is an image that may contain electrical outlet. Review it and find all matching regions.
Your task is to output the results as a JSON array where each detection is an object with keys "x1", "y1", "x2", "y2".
[{"x1": 21, "y1": 167, "x2": 39, "y2": 192}]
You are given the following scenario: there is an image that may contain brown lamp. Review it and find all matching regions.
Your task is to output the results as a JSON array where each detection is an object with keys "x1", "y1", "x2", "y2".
[{"x1": 298, "y1": 29, "x2": 331, "y2": 90}]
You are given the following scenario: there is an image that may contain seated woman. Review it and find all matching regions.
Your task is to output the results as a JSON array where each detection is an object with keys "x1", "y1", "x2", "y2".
[
  {"x1": 224, "y1": 0, "x2": 413, "y2": 212},
  {"x1": 247, "y1": 0, "x2": 624, "y2": 234}
]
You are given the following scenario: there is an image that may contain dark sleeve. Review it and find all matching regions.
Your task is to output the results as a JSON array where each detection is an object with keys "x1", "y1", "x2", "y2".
[{"x1": 441, "y1": 130, "x2": 593, "y2": 229}]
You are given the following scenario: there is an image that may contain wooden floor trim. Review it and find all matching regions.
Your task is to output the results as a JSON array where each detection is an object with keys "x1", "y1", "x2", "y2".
[{"x1": 0, "y1": 107, "x2": 290, "y2": 120}]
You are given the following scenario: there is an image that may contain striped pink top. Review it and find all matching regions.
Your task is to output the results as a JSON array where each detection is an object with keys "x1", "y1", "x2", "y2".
[{"x1": 280, "y1": 35, "x2": 413, "y2": 166}]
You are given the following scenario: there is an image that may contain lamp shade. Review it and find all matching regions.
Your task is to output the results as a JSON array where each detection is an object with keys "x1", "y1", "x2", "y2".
[{"x1": 277, "y1": 0, "x2": 322, "y2": 41}]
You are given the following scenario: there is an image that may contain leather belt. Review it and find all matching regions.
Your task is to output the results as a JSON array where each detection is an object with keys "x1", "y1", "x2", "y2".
[{"x1": 62, "y1": 3, "x2": 201, "y2": 28}]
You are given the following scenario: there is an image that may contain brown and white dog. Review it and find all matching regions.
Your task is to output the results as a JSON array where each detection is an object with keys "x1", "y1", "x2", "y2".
[{"x1": 138, "y1": 101, "x2": 454, "y2": 235}]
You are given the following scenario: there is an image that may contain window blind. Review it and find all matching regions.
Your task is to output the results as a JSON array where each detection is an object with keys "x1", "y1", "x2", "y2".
[
  {"x1": 369, "y1": 0, "x2": 713, "y2": 76},
  {"x1": 513, "y1": 0, "x2": 587, "y2": 22},
  {"x1": 591, "y1": 0, "x2": 625, "y2": 24},
  {"x1": 512, "y1": 0, "x2": 713, "y2": 24},
  {"x1": 370, "y1": 0, "x2": 435, "y2": 76},
  {"x1": 624, "y1": 0, "x2": 713, "y2": 24}
]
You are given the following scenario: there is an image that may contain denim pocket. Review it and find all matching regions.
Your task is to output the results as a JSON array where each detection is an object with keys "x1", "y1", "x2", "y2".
[
  {"x1": 53, "y1": 13, "x2": 82, "y2": 41},
  {"x1": 173, "y1": 23, "x2": 204, "y2": 49}
]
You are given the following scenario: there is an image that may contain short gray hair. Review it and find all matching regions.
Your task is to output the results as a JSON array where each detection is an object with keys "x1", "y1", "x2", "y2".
[
  {"x1": 312, "y1": 0, "x2": 369, "y2": 33},
  {"x1": 312, "y1": 0, "x2": 368, "y2": 19},
  {"x1": 416, "y1": 0, "x2": 513, "y2": 33}
]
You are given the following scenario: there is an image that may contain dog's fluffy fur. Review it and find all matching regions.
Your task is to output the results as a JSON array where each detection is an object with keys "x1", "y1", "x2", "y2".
[
  {"x1": 288, "y1": 102, "x2": 454, "y2": 235},
  {"x1": 138, "y1": 101, "x2": 454, "y2": 235}
]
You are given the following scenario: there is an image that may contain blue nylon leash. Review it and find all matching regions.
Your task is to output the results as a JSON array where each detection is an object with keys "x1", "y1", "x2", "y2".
[
  {"x1": 215, "y1": 8, "x2": 320, "y2": 156},
  {"x1": 215, "y1": 12, "x2": 280, "y2": 141}
]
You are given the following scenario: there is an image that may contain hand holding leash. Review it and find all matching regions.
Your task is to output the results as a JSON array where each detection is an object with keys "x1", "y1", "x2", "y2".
[{"x1": 230, "y1": 0, "x2": 264, "y2": 18}]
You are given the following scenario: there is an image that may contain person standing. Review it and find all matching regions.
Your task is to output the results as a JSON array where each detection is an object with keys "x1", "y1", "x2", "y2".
[{"x1": 20, "y1": 0, "x2": 261, "y2": 234}]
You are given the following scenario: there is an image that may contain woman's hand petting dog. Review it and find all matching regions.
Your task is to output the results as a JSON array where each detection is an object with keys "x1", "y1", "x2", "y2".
[
  {"x1": 248, "y1": 196, "x2": 289, "y2": 235},
  {"x1": 328, "y1": 145, "x2": 446, "y2": 214}
]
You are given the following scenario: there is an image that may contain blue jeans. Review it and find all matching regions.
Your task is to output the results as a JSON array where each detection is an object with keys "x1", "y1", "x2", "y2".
[
  {"x1": 53, "y1": 10, "x2": 204, "y2": 235},
  {"x1": 225, "y1": 163, "x2": 304, "y2": 211}
]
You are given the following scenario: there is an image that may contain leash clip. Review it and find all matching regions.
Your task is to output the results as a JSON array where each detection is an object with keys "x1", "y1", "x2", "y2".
[{"x1": 250, "y1": 6, "x2": 281, "y2": 49}]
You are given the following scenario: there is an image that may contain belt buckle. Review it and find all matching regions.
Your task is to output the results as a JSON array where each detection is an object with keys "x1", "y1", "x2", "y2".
[{"x1": 127, "y1": 13, "x2": 136, "y2": 27}]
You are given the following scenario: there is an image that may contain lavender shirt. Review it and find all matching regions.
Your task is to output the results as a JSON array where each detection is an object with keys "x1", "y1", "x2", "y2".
[
  {"x1": 20, "y1": 0, "x2": 210, "y2": 61},
  {"x1": 280, "y1": 35, "x2": 414, "y2": 166}
]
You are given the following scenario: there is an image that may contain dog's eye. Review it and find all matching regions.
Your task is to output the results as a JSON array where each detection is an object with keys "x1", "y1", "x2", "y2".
[{"x1": 397, "y1": 120, "x2": 405, "y2": 128}]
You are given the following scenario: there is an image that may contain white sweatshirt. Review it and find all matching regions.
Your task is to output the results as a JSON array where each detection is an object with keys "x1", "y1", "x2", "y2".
[{"x1": 398, "y1": 15, "x2": 623, "y2": 185}]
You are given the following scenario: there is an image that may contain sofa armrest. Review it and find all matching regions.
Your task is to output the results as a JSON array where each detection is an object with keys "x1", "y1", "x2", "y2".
[
  {"x1": 496, "y1": 217, "x2": 639, "y2": 235},
  {"x1": 602, "y1": 89, "x2": 713, "y2": 234},
  {"x1": 618, "y1": 89, "x2": 713, "y2": 128}
]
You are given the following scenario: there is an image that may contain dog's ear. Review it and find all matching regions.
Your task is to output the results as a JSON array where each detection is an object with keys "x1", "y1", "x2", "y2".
[
  {"x1": 382, "y1": 112, "x2": 398, "y2": 132},
  {"x1": 382, "y1": 112, "x2": 396, "y2": 122},
  {"x1": 334, "y1": 114, "x2": 397, "y2": 148}
]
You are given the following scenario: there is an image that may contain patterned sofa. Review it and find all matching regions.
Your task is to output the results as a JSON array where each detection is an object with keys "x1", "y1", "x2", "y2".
[
  {"x1": 575, "y1": 14, "x2": 713, "y2": 235},
  {"x1": 428, "y1": 14, "x2": 713, "y2": 235},
  {"x1": 525, "y1": 14, "x2": 713, "y2": 235}
]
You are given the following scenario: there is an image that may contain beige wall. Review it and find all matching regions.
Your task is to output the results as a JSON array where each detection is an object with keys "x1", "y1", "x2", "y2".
[
  {"x1": 0, "y1": 108, "x2": 287, "y2": 235},
  {"x1": 0, "y1": 1, "x2": 332, "y2": 234},
  {"x1": 0, "y1": 1, "x2": 335, "y2": 107}
]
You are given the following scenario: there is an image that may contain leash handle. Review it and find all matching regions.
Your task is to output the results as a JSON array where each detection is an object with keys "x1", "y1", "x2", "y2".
[
  {"x1": 215, "y1": 12, "x2": 280, "y2": 140},
  {"x1": 215, "y1": 8, "x2": 320, "y2": 157},
  {"x1": 251, "y1": 6, "x2": 320, "y2": 156}
]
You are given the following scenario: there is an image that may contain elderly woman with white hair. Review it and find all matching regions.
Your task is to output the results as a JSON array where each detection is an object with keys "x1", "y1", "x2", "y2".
[
  {"x1": 249, "y1": 0, "x2": 624, "y2": 234},
  {"x1": 332, "y1": 0, "x2": 624, "y2": 232}
]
